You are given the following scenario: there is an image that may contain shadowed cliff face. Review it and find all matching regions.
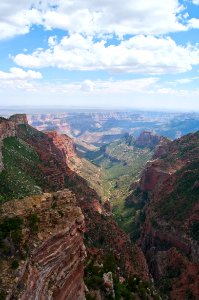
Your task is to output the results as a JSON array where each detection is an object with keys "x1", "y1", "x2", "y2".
[
  {"x1": 132, "y1": 131, "x2": 199, "y2": 299},
  {"x1": 0, "y1": 189, "x2": 86, "y2": 300}
]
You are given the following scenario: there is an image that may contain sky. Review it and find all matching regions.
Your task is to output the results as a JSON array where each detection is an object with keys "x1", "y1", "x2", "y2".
[{"x1": 0, "y1": 0, "x2": 199, "y2": 111}]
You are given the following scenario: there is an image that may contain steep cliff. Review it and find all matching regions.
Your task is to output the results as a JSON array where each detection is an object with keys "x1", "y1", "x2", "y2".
[
  {"x1": 0, "y1": 189, "x2": 86, "y2": 300},
  {"x1": 132, "y1": 131, "x2": 199, "y2": 298}
]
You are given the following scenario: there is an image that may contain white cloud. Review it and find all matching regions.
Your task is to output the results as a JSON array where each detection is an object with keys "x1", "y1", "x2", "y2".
[
  {"x1": 1, "y1": 77, "x2": 199, "y2": 111},
  {"x1": 192, "y1": 0, "x2": 199, "y2": 4},
  {"x1": 13, "y1": 34, "x2": 199, "y2": 74},
  {"x1": 0, "y1": 0, "x2": 190, "y2": 40},
  {"x1": 0, "y1": 76, "x2": 158, "y2": 94},
  {"x1": 0, "y1": 67, "x2": 42, "y2": 80},
  {"x1": 0, "y1": 1, "x2": 42, "y2": 39},
  {"x1": 42, "y1": 0, "x2": 187, "y2": 36},
  {"x1": 78, "y1": 78, "x2": 159, "y2": 94},
  {"x1": 81, "y1": 80, "x2": 95, "y2": 92},
  {"x1": 0, "y1": 67, "x2": 42, "y2": 91},
  {"x1": 188, "y1": 18, "x2": 199, "y2": 29},
  {"x1": 175, "y1": 78, "x2": 193, "y2": 84}
]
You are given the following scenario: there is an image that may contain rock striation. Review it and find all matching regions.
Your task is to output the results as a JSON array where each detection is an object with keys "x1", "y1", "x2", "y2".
[{"x1": 0, "y1": 189, "x2": 86, "y2": 300}]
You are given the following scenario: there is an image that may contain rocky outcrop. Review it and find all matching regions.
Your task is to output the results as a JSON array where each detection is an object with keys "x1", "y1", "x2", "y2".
[
  {"x1": 46, "y1": 131, "x2": 76, "y2": 163},
  {"x1": 0, "y1": 189, "x2": 86, "y2": 300},
  {"x1": 135, "y1": 131, "x2": 163, "y2": 149},
  {"x1": 9, "y1": 114, "x2": 28, "y2": 126}
]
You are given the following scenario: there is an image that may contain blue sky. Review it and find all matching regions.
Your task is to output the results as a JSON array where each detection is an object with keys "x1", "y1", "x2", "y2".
[{"x1": 0, "y1": 0, "x2": 199, "y2": 110}]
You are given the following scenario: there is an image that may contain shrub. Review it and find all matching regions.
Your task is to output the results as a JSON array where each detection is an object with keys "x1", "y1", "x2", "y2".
[
  {"x1": 11, "y1": 260, "x2": 19, "y2": 269},
  {"x1": 28, "y1": 213, "x2": 40, "y2": 233},
  {"x1": 0, "y1": 290, "x2": 6, "y2": 300},
  {"x1": 190, "y1": 221, "x2": 199, "y2": 243}
]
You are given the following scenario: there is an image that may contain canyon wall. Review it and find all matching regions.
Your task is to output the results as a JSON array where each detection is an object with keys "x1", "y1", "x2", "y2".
[
  {"x1": 135, "y1": 131, "x2": 199, "y2": 299},
  {"x1": 0, "y1": 189, "x2": 86, "y2": 300}
]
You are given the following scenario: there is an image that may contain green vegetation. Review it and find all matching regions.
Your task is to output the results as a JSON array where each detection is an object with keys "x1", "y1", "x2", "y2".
[
  {"x1": 0, "y1": 216, "x2": 23, "y2": 240},
  {"x1": 0, "y1": 137, "x2": 42, "y2": 201},
  {"x1": 84, "y1": 138, "x2": 153, "y2": 234},
  {"x1": 190, "y1": 221, "x2": 199, "y2": 243},
  {"x1": 0, "y1": 216, "x2": 23, "y2": 254},
  {"x1": 28, "y1": 213, "x2": 40, "y2": 233},
  {"x1": 11, "y1": 260, "x2": 19, "y2": 269},
  {"x1": 85, "y1": 253, "x2": 161, "y2": 300},
  {"x1": 157, "y1": 265, "x2": 182, "y2": 296},
  {"x1": 185, "y1": 288, "x2": 196, "y2": 300},
  {"x1": 0, "y1": 290, "x2": 6, "y2": 300}
]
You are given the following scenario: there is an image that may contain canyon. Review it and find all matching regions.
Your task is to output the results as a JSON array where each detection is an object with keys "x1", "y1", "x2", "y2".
[
  {"x1": 0, "y1": 115, "x2": 154, "y2": 299},
  {"x1": 27, "y1": 111, "x2": 199, "y2": 143},
  {"x1": 0, "y1": 113, "x2": 199, "y2": 299}
]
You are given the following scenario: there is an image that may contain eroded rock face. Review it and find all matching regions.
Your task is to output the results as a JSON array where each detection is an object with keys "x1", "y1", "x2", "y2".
[
  {"x1": 135, "y1": 131, "x2": 163, "y2": 149},
  {"x1": 0, "y1": 189, "x2": 86, "y2": 300},
  {"x1": 46, "y1": 131, "x2": 76, "y2": 163}
]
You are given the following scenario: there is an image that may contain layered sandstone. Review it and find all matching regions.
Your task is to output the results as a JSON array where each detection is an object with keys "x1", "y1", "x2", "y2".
[{"x1": 0, "y1": 189, "x2": 86, "y2": 300}]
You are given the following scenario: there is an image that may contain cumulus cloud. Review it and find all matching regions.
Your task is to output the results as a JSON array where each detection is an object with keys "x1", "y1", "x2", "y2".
[
  {"x1": 79, "y1": 78, "x2": 159, "y2": 93},
  {"x1": 0, "y1": 0, "x2": 191, "y2": 39},
  {"x1": 188, "y1": 18, "x2": 199, "y2": 29},
  {"x1": 0, "y1": 67, "x2": 42, "y2": 80},
  {"x1": 0, "y1": 67, "x2": 42, "y2": 91},
  {"x1": 0, "y1": 1, "x2": 41, "y2": 39},
  {"x1": 13, "y1": 34, "x2": 199, "y2": 74},
  {"x1": 42, "y1": 0, "x2": 187, "y2": 36},
  {"x1": 192, "y1": 0, "x2": 199, "y2": 4}
]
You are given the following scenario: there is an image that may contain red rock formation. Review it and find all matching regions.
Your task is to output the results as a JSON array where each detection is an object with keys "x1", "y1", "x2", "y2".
[
  {"x1": 0, "y1": 189, "x2": 86, "y2": 300},
  {"x1": 46, "y1": 131, "x2": 76, "y2": 163},
  {"x1": 135, "y1": 131, "x2": 163, "y2": 149},
  {"x1": 9, "y1": 114, "x2": 28, "y2": 126}
]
